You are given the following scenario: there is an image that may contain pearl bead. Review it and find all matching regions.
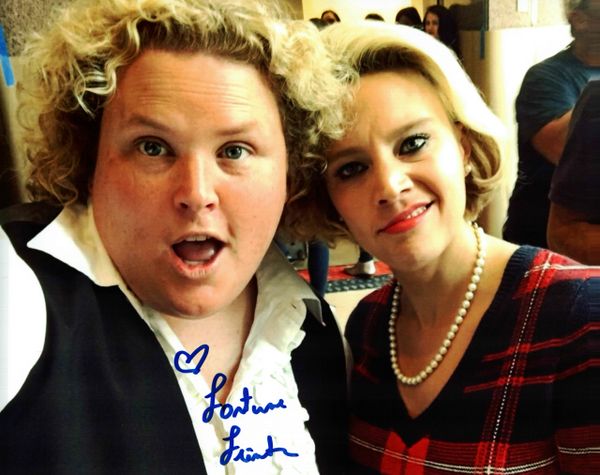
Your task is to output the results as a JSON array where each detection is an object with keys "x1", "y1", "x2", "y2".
[{"x1": 388, "y1": 222, "x2": 486, "y2": 386}]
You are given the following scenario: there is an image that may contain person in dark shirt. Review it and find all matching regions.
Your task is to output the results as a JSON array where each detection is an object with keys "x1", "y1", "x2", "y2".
[
  {"x1": 548, "y1": 79, "x2": 600, "y2": 263},
  {"x1": 504, "y1": 0, "x2": 600, "y2": 248}
]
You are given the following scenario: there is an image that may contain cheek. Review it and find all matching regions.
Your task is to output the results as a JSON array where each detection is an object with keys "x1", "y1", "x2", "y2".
[{"x1": 92, "y1": 160, "x2": 156, "y2": 233}]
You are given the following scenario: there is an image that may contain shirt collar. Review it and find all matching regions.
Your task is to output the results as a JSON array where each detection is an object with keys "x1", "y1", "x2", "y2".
[
  {"x1": 27, "y1": 204, "x2": 121, "y2": 287},
  {"x1": 256, "y1": 243, "x2": 324, "y2": 326}
]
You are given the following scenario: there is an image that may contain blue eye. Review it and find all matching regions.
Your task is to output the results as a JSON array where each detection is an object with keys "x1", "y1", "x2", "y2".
[
  {"x1": 137, "y1": 139, "x2": 169, "y2": 157},
  {"x1": 219, "y1": 144, "x2": 251, "y2": 160},
  {"x1": 399, "y1": 134, "x2": 429, "y2": 154},
  {"x1": 335, "y1": 162, "x2": 367, "y2": 180}
]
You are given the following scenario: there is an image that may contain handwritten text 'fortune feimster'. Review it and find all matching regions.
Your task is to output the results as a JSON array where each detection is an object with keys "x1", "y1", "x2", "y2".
[{"x1": 173, "y1": 344, "x2": 299, "y2": 465}]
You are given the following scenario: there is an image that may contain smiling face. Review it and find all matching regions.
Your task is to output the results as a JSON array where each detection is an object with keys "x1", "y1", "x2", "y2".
[
  {"x1": 92, "y1": 49, "x2": 287, "y2": 319},
  {"x1": 325, "y1": 71, "x2": 471, "y2": 273},
  {"x1": 424, "y1": 12, "x2": 440, "y2": 38}
]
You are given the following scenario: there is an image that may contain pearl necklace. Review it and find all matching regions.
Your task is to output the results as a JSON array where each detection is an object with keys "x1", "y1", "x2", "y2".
[{"x1": 388, "y1": 222, "x2": 486, "y2": 386}]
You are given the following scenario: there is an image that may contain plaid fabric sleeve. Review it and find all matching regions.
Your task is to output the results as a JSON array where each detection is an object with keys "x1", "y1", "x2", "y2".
[{"x1": 554, "y1": 274, "x2": 600, "y2": 474}]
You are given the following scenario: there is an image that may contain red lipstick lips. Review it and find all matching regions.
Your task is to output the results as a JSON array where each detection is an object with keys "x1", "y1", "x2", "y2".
[{"x1": 379, "y1": 202, "x2": 431, "y2": 234}]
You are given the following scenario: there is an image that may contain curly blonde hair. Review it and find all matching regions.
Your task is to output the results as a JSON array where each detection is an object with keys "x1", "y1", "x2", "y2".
[
  {"x1": 284, "y1": 22, "x2": 506, "y2": 243},
  {"x1": 18, "y1": 0, "x2": 347, "y2": 208}
]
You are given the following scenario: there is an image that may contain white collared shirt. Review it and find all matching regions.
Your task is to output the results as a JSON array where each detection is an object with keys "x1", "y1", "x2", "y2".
[{"x1": 0, "y1": 204, "x2": 325, "y2": 474}]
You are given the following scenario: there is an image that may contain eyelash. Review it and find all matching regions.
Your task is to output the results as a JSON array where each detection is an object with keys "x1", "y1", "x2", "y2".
[
  {"x1": 134, "y1": 139, "x2": 253, "y2": 161},
  {"x1": 333, "y1": 133, "x2": 430, "y2": 181},
  {"x1": 217, "y1": 143, "x2": 252, "y2": 160},
  {"x1": 136, "y1": 138, "x2": 172, "y2": 157},
  {"x1": 398, "y1": 133, "x2": 429, "y2": 155}
]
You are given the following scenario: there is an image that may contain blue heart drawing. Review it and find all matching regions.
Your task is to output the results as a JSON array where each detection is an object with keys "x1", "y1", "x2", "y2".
[{"x1": 174, "y1": 343, "x2": 210, "y2": 375}]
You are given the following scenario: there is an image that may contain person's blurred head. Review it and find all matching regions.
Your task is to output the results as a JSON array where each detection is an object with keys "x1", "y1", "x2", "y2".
[
  {"x1": 321, "y1": 9, "x2": 341, "y2": 24},
  {"x1": 285, "y1": 22, "x2": 505, "y2": 243},
  {"x1": 19, "y1": 0, "x2": 346, "y2": 318},
  {"x1": 564, "y1": 0, "x2": 600, "y2": 42},
  {"x1": 395, "y1": 7, "x2": 422, "y2": 27},
  {"x1": 365, "y1": 13, "x2": 385, "y2": 21},
  {"x1": 423, "y1": 5, "x2": 460, "y2": 57}
]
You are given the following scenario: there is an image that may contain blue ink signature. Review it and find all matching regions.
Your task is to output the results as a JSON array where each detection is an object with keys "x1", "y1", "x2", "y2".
[
  {"x1": 173, "y1": 344, "x2": 298, "y2": 465},
  {"x1": 220, "y1": 425, "x2": 299, "y2": 465},
  {"x1": 202, "y1": 373, "x2": 287, "y2": 423}
]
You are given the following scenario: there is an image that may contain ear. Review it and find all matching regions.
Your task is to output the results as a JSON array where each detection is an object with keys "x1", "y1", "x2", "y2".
[
  {"x1": 568, "y1": 10, "x2": 587, "y2": 32},
  {"x1": 455, "y1": 122, "x2": 472, "y2": 167}
]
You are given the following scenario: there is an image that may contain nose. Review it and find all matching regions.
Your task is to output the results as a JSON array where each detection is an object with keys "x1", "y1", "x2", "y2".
[
  {"x1": 173, "y1": 155, "x2": 219, "y2": 214},
  {"x1": 372, "y1": 156, "x2": 412, "y2": 206}
]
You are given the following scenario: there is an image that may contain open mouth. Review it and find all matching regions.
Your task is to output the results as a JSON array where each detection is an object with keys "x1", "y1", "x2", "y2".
[{"x1": 172, "y1": 236, "x2": 225, "y2": 265}]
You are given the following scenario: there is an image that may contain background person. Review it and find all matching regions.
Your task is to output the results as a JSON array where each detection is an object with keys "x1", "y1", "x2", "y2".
[
  {"x1": 365, "y1": 13, "x2": 385, "y2": 22},
  {"x1": 504, "y1": 0, "x2": 600, "y2": 248},
  {"x1": 395, "y1": 7, "x2": 422, "y2": 28},
  {"x1": 548, "y1": 79, "x2": 600, "y2": 263},
  {"x1": 321, "y1": 9, "x2": 340, "y2": 25},
  {"x1": 286, "y1": 21, "x2": 600, "y2": 474},
  {"x1": 423, "y1": 5, "x2": 461, "y2": 59},
  {"x1": 0, "y1": 0, "x2": 349, "y2": 473}
]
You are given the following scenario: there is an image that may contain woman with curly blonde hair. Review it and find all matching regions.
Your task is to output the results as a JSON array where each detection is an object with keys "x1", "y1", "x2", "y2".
[
  {"x1": 0, "y1": 1, "x2": 350, "y2": 473},
  {"x1": 287, "y1": 21, "x2": 600, "y2": 474}
]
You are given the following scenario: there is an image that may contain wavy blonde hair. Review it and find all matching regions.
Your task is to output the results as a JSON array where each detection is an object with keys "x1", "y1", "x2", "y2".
[
  {"x1": 284, "y1": 22, "x2": 506, "y2": 243},
  {"x1": 18, "y1": 0, "x2": 347, "y2": 209}
]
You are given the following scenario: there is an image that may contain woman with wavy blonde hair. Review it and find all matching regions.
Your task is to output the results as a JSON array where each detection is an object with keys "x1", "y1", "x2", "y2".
[
  {"x1": 0, "y1": 1, "x2": 349, "y2": 473},
  {"x1": 287, "y1": 21, "x2": 600, "y2": 473}
]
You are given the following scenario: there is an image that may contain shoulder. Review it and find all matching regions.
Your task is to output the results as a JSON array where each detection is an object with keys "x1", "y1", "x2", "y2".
[
  {"x1": 518, "y1": 49, "x2": 586, "y2": 103},
  {"x1": 514, "y1": 247, "x2": 600, "y2": 322},
  {"x1": 0, "y1": 202, "x2": 61, "y2": 227}
]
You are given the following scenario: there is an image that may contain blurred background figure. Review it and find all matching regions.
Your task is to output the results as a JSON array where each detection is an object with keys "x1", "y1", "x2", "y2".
[
  {"x1": 504, "y1": 0, "x2": 600, "y2": 248},
  {"x1": 395, "y1": 7, "x2": 422, "y2": 28},
  {"x1": 309, "y1": 17, "x2": 328, "y2": 29},
  {"x1": 365, "y1": 13, "x2": 385, "y2": 21},
  {"x1": 344, "y1": 248, "x2": 376, "y2": 278},
  {"x1": 321, "y1": 9, "x2": 340, "y2": 25},
  {"x1": 423, "y1": 5, "x2": 461, "y2": 59},
  {"x1": 548, "y1": 80, "x2": 600, "y2": 264}
]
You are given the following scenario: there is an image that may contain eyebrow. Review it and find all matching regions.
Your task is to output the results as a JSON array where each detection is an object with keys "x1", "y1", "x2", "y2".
[
  {"x1": 123, "y1": 113, "x2": 263, "y2": 137},
  {"x1": 328, "y1": 117, "x2": 434, "y2": 163},
  {"x1": 122, "y1": 114, "x2": 173, "y2": 133}
]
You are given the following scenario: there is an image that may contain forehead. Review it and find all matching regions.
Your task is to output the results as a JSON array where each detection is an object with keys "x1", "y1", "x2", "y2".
[
  {"x1": 586, "y1": 0, "x2": 600, "y2": 14},
  {"x1": 356, "y1": 70, "x2": 440, "y2": 108},
  {"x1": 106, "y1": 49, "x2": 280, "y2": 122},
  {"x1": 341, "y1": 70, "x2": 450, "y2": 136}
]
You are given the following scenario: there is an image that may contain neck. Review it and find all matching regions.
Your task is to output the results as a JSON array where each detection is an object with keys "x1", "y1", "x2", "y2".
[
  {"x1": 572, "y1": 39, "x2": 600, "y2": 66},
  {"x1": 165, "y1": 278, "x2": 256, "y2": 353},
  {"x1": 394, "y1": 222, "x2": 480, "y2": 329}
]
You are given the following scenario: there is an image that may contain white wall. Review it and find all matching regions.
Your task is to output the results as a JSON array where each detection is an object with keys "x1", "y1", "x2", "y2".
[
  {"x1": 303, "y1": 0, "x2": 414, "y2": 22},
  {"x1": 461, "y1": 25, "x2": 571, "y2": 235}
]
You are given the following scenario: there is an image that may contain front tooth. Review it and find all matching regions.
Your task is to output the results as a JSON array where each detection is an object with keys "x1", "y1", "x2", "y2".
[
  {"x1": 185, "y1": 236, "x2": 208, "y2": 242},
  {"x1": 407, "y1": 206, "x2": 426, "y2": 219}
]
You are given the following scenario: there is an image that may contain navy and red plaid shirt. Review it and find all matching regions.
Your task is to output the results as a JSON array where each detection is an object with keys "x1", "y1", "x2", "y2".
[{"x1": 346, "y1": 246, "x2": 600, "y2": 474}]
